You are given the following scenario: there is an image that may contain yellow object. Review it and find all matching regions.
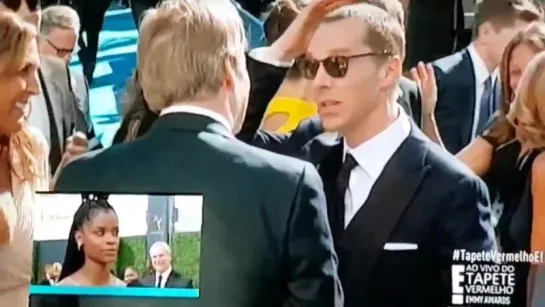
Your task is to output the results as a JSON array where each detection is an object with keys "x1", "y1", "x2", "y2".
[{"x1": 261, "y1": 97, "x2": 317, "y2": 133}]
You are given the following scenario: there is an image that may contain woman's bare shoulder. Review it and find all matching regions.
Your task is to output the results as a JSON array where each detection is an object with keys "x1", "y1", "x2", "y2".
[{"x1": 56, "y1": 276, "x2": 77, "y2": 286}]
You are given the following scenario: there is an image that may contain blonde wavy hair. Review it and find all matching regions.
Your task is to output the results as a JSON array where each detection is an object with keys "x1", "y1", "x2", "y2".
[
  {"x1": 0, "y1": 11, "x2": 42, "y2": 184},
  {"x1": 487, "y1": 22, "x2": 545, "y2": 145},
  {"x1": 507, "y1": 50, "x2": 545, "y2": 150}
]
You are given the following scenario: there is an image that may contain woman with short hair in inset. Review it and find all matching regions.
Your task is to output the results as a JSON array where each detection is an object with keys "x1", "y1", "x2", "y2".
[{"x1": 0, "y1": 8, "x2": 49, "y2": 306}]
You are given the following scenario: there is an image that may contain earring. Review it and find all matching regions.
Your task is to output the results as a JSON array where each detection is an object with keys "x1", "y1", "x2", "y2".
[{"x1": 77, "y1": 242, "x2": 82, "y2": 251}]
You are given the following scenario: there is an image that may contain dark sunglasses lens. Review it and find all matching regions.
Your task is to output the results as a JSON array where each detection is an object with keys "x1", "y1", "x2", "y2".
[
  {"x1": 323, "y1": 56, "x2": 348, "y2": 78},
  {"x1": 300, "y1": 59, "x2": 320, "y2": 80}
]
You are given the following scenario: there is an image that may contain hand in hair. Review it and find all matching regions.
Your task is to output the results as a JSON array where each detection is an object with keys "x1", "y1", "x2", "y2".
[{"x1": 266, "y1": 0, "x2": 360, "y2": 61}]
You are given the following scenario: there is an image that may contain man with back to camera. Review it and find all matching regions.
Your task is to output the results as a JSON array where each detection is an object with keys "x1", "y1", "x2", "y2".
[
  {"x1": 54, "y1": 0, "x2": 344, "y2": 306},
  {"x1": 243, "y1": 2, "x2": 497, "y2": 306},
  {"x1": 428, "y1": 0, "x2": 540, "y2": 154},
  {"x1": 142, "y1": 241, "x2": 193, "y2": 289}
]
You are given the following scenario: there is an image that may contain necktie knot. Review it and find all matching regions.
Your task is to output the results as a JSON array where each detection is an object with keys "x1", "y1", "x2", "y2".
[{"x1": 340, "y1": 153, "x2": 358, "y2": 175}]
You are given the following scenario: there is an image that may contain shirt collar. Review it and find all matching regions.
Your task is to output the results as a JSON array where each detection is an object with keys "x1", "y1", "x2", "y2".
[
  {"x1": 343, "y1": 106, "x2": 411, "y2": 180},
  {"x1": 156, "y1": 266, "x2": 173, "y2": 280},
  {"x1": 160, "y1": 104, "x2": 232, "y2": 133},
  {"x1": 467, "y1": 43, "x2": 493, "y2": 85}
]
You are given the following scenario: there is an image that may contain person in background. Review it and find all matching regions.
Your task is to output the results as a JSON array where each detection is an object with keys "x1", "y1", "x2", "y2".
[
  {"x1": 142, "y1": 241, "x2": 193, "y2": 288},
  {"x1": 38, "y1": 4, "x2": 100, "y2": 151},
  {"x1": 130, "y1": 0, "x2": 160, "y2": 30},
  {"x1": 427, "y1": 0, "x2": 540, "y2": 154},
  {"x1": 71, "y1": 0, "x2": 111, "y2": 84},
  {"x1": 123, "y1": 266, "x2": 143, "y2": 287},
  {"x1": 413, "y1": 22, "x2": 545, "y2": 306},
  {"x1": 111, "y1": 71, "x2": 158, "y2": 144},
  {"x1": 404, "y1": 0, "x2": 469, "y2": 70},
  {"x1": 261, "y1": 0, "x2": 316, "y2": 133},
  {"x1": 39, "y1": 262, "x2": 62, "y2": 285},
  {"x1": 0, "y1": 9, "x2": 49, "y2": 306},
  {"x1": 57, "y1": 195, "x2": 125, "y2": 287}
]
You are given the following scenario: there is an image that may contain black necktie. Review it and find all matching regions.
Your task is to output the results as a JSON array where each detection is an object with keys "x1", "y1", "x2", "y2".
[
  {"x1": 156, "y1": 275, "x2": 163, "y2": 288},
  {"x1": 336, "y1": 153, "x2": 358, "y2": 232},
  {"x1": 476, "y1": 76, "x2": 495, "y2": 135}
]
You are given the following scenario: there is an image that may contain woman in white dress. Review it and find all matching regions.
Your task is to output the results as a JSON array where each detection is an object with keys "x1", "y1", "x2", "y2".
[{"x1": 0, "y1": 9, "x2": 49, "y2": 307}]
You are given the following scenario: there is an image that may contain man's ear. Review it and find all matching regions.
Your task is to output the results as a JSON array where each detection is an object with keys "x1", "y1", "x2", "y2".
[{"x1": 380, "y1": 56, "x2": 402, "y2": 92}]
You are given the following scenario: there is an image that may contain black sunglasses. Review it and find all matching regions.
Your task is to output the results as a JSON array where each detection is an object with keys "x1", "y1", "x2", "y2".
[
  {"x1": 47, "y1": 39, "x2": 73, "y2": 57},
  {"x1": 297, "y1": 51, "x2": 391, "y2": 79},
  {"x1": 0, "y1": 0, "x2": 41, "y2": 11}
]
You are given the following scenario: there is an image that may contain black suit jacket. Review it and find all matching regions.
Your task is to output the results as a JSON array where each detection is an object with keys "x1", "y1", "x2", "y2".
[
  {"x1": 241, "y1": 56, "x2": 497, "y2": 306},
  {"x1": 54, "y1": 113, "x2": 342, "y2": 307},
  {"x1": 246, "y1": 116, "x2": 497, "y2": 306},
  {"x1": 432, "y1": 48, "x2": 475, "y2": 154},
  {"x1": 141, "y1": 270, "x2": 194, "y2": 288},
  {"x1": 308, "y1": 125, "x2": 496, "y2": 307}
]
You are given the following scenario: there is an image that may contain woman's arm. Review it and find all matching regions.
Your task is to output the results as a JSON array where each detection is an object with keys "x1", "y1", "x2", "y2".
[
  {"x1": 421, "y1": 111, "x2": 445, "y2": 147},
  {"x1": 455, "y1": 137, "x2": 495, "y2": 177}
]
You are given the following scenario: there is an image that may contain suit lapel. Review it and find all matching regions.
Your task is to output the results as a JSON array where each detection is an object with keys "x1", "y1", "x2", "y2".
[
  {"x1": 459, "y1": 49, "x2": 477, "y2": 147},
  {"x1": 303, "y1": 133, "x2": 345, "y2": 241},
  {"x1": 338, "y1": 125, "x2": 431, "y2": 287},
  {"x1": 40, "y1": 66, "x2": 66, "y2": 147}
]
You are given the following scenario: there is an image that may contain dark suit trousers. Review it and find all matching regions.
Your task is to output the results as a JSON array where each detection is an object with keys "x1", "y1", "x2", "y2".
[
  {"x1": 130, "y1": 0, "x2": 160, "y2": 30},
  {"x1": 73, "y1": 0, "x2": 111, "y2": 84}
]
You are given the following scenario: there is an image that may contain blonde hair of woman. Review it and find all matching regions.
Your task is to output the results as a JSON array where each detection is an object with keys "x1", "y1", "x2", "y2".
[{"x1": 0, "y1": 9, "x2": 49, "y2": 307}]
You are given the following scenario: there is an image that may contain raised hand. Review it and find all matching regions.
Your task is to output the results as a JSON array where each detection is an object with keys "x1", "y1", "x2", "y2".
[
  {"x1": 410, "y1": 62, "x2": 437, "y2": 115},
  {"x1": 269, "y1": 0, "x2": 360, "y2": 61}
]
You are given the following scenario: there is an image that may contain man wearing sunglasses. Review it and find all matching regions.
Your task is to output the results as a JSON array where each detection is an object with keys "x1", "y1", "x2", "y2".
[{"x1": 244, "y1": 2, "x2": 496, "y2": 307}]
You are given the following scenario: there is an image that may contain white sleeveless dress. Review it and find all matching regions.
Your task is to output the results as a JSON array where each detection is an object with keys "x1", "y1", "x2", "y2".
[{"x1": 0, "y1": 127, "x2": 49, "y2": 307}]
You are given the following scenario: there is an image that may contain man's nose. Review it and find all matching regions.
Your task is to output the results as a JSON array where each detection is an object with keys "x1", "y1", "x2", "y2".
[{"x1": 312, "y1": 64, "x2": 334, "y2": 89}]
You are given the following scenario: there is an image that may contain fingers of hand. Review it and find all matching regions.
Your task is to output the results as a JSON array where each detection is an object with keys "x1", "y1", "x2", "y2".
[
  {"x1": 425, "y1": 64, "x2": 436, "y2": 87},
  {"x1": 70, "y1": 132, "x2": 88, "y2": 146},
  {"x1": 417, "y1": 62, "x2": 427, "y2": 84},
  {"x1": 410, "y1": 67, "x2": 420, "y2": 85}
]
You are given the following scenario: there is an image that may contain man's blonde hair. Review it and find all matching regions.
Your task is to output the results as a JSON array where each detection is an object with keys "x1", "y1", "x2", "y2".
[
  {"x1": 138, "y1": 0, "x2": 247, "y2": 112},
  {"x1": 40, "y1": 5, "x2": 80, "y2": 36},
  {"x1": 325, "y1": 3, "x2": 405, "y2": 61}
]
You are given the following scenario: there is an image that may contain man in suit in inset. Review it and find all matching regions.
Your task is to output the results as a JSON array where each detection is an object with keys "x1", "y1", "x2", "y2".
[
  {"x1": 142, "y1": 241, "x2": 193, "y2": 289},
  {"x1": 429, "y1": 0, "x2": 540, "y2": 154},
  {"x1": 54, "y1": 0, "x2": 342, "y2": 306},
  {"x1": 243, "y1": 2, "x2": 497, "y2": 306}
]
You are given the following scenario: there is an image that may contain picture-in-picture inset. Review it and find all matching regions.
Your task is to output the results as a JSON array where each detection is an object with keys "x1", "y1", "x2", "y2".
[{"x1": 31, "y1": 193, "x2": 202, "y2": 298}]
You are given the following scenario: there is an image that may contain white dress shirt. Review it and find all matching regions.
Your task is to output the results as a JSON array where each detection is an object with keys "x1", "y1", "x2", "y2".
[
  {"x1": 343, "y1": 107, "x2": 411, "y2": 227},
  {"x1": 160, "y1": 104, "x2": 233, "y2": 133},
  {"x1": 467, "y1": 43, "x2": 496, "y2": 139},
  {"x1": 155, "y1": 266, "x2": 172, "y2": 288}
]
